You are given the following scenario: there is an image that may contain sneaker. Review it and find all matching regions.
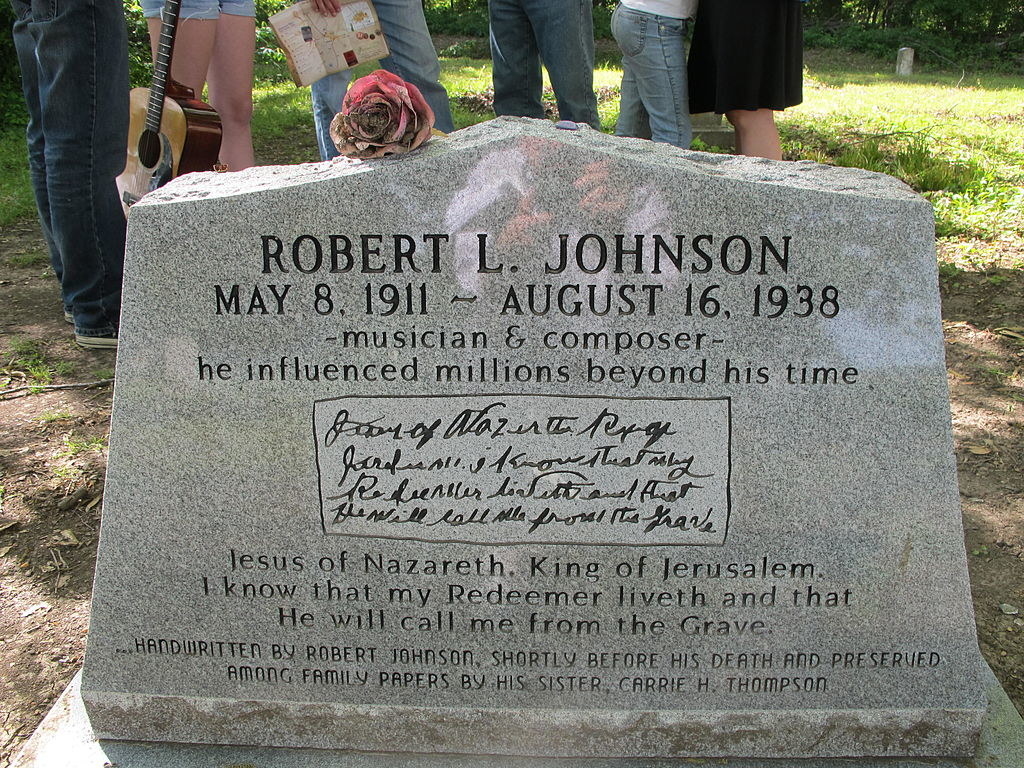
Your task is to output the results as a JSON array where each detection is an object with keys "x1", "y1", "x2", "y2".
[
  {"x1": 75, "y1": 332, "x2": 118, "y2": 350},
  {"x1": 63, "y1": 309, "x2": 73, "y2": 324}
]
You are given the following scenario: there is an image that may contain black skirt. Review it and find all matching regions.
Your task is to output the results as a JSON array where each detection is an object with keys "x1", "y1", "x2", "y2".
[{"x1": 687, "y1": 0, "x2": 804, "y2": 114}]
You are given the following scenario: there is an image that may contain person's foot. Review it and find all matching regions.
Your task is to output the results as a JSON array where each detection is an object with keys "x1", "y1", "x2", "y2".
[
  {"x1": 75, "y1": 332, "x2": 118, "y2": 350},
  {"x1": 63, "y1": 308, "x2": 73, "y2": 324}
]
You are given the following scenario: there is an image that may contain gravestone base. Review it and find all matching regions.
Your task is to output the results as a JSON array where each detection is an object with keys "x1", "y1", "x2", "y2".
[
  {"x1": 691, "y1": 112, "x2": 736, "y2": 149},
  {"x1": 12, "y1": 667, "x2": 1024, "y2": 768}
]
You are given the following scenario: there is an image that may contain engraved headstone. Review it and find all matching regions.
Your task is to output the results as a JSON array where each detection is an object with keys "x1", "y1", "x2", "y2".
[{"x1": 82, "y1": 118, "x2": 986, "y2": 759}]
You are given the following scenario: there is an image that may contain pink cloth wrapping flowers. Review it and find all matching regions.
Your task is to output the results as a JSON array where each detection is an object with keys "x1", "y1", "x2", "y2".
[{"x1": 329, "y1": 69, "x2": 436, "y2": 159}]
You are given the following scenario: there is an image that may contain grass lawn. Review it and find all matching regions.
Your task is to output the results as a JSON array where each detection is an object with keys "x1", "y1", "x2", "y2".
[
  {"x1": 786, "y1": 49, "x2": 1024, "y2": 268},
  {"x1": 248, "y1": 56, "x2": 627, "y2": 164},
  {"x1": 0, "y1": 128, "x2": 35, "y2": 227},
  {"x1": 4, "y1": 45, "x2": 1022, "y2": 271}
]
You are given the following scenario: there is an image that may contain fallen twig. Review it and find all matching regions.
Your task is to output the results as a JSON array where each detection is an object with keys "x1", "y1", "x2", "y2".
[{"x1": 0, "y1": 378, "x2": 114, "y2": 399}]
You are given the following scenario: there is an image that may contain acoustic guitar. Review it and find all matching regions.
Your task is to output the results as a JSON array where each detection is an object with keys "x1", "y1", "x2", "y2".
[{"x1": 117, "y1": 0, "x2": 222, "y2": 213}]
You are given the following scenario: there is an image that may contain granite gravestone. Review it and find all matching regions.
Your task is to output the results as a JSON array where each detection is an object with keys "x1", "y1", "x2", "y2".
[{"x1": 82, "y1": 118, "x2": 986, "y2": 759}]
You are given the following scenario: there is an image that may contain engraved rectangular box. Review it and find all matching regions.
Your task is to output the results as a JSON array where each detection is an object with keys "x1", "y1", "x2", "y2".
[{"x1": 314, "y1": 394, "x2": 732, "y2": 545}]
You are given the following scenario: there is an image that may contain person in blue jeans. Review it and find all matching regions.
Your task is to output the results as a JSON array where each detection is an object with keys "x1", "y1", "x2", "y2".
[
  {"x1": 488, "y1": 0, "x2": 599, "y2": 129},
  {"x1": 10, "y1": 0, "x2": 129, "y2": 349},
  {"x1": 612, "y1": 0, "x2": 698, "y2": 148},
  {"x1": 309, "y1": 0, "x2": 454, "y2": 161}
]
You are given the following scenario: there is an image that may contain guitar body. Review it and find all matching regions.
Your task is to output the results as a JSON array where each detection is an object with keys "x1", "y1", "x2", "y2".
[{"x1": 118, "y1": 84, "x2": 222, "y2": 213}]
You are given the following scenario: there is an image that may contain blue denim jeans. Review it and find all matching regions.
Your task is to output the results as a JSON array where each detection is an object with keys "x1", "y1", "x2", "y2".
[
  {"x1": 311, "y1": 0, "x2": 454, "y2": 161},
  {"x1": 488, "y1": 0, "x2": 599, "y2": 129},
  {"x1": 612, "y1": 4, "x2": 692, "y2": 148},
  {"x1": 11, "y1": 0, "x2": 128, "y2": 337}
]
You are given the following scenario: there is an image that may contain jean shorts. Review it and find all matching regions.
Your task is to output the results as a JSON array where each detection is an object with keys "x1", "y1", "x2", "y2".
[{"x1": 140, "y1": 0, "x2": 256, "y2": 20}]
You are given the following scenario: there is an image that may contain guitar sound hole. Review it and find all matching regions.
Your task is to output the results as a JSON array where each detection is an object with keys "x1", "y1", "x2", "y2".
[{"x1": 138, "y1": 129, "x2": 162, "y2": 168}]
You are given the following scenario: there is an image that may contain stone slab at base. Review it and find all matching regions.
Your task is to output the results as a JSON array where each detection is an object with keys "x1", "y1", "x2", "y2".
[
  {"x1": 691, "y1": 112, "x2": 736, "y2": 149},
  {"x1": 13, "y1": 667, "x2": 1023, "y2": 768}
]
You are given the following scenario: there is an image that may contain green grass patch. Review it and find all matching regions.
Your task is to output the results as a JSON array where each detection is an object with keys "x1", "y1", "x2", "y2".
[
  {"x1": 36, "y1": 409, "x2": 74, "y2": 424},
  {"x1": 58, "y1": 433, "x2": 106, "y2": 457},
  {"x1": 7, "y1": 250, "x2": 49, "y2": 268},
  {"x1": 0, "y1": 127, "x2": 35, "y2": 230},
  {"x1": 51, "y1": 464, "x2": 82, "y2": 481},
  {"x1": 780, "y1": 124, "x2": 978, "y2": 190},
  {"x1": 939, "y1": 239, "x2": 1024, "y2": 272},
  {"x1": 5, "y1": 339, "x2": 50, "y2": 383},
  {"x1": 933, "y1": 182, "x2": 1024, "y2": 240},
  {"x1": 251, "y1": 83, "x2": 319, "y2": 165},
  {"x1": 50, "y1": 431, "x2": 107, "y2": 482},
  {"x1": 832, "y1": 134, "x2": 979, "y2": 194},
  {"x1": 3, "y1": 339, "x2": 73, "y2": 387},
  {"x1": 937, "y1": 261, "x2": 965, "y2": 281},
  {"x1": 783, "y1": 52, "x2": 1024, "y2": 252}
]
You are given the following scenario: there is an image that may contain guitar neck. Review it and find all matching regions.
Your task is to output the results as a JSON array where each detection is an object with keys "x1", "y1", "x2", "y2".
[{"x1": 145, "y1": 0, "x2": 183, "y2": 133}]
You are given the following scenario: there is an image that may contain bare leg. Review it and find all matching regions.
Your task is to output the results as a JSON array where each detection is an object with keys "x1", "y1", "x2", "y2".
[
  {"x1": 726, "y1": 108, "x2": 782, "y2": 160},
  {"x1": 147, "y1": 15, "x2": 254, "y2": 171},
  {"x1": 206, "y1": 13, "x2": 256, "y2": 170},
  {"x1": 146, "y1": 17, "x2": 216, "y2": 98}
]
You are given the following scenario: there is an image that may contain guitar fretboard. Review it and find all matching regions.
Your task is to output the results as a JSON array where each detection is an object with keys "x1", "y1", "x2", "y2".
[{"x1": 145, "y1": 0, "x2": 183, "y2": 134}]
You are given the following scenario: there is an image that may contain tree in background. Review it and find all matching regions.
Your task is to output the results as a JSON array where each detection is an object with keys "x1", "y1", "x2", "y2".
[
  {"x1": 805, "y1": 0, "x2": 1024, "y2": 37},
  {"x1": 1, "y1": 3, "x2": 25, "y2": 124}
]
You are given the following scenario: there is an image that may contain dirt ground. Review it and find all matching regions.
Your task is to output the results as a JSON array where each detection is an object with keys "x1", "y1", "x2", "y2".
[{"x1": 1, "y1": 212, "x2": 1022, "y2": 764}]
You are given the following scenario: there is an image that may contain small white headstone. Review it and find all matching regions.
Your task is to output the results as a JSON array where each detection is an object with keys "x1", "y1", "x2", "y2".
[{"x1": 897, "y1": 47, "x2": 915, "y2": 76}]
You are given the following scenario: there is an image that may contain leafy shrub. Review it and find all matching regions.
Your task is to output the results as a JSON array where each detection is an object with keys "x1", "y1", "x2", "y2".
[
  {"x1": 593, "y1": 5, "x2": 612, "y2": 40},
  {"x1": 804, "y1": 23, "x2": 1024, "y2": 74},
  {"x1": 424, "y1": 2, "x2": 613, "y2": 40},
  {"x1": 0, "y1": 3, "x2": 28, "y2": 127},
  {"x1": 123, "y1": 0, "x2": 153, "y2": 87},
  {"x1": 255, "y1": 0, "x2": 290, "y2": 72},
  {"x1": 424, "y1": 6, "x2": 489, "y2": 37},
  {"x1": 439, "y1": 39, "x2": 491, "y2": 59}
]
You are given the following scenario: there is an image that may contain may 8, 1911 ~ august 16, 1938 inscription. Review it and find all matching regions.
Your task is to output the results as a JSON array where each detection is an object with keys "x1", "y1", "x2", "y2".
[{"x1": 81, "y1": 118, "x2": 989, "y2": 760}]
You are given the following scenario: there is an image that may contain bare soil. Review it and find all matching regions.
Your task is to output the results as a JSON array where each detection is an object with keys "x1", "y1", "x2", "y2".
[{"x1": 1, "y1": 219, "x2": 1022, "y2": 765}]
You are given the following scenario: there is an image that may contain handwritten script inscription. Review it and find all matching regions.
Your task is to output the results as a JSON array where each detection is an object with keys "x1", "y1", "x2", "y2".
[{"x1": 314, "y1": 395, "x2": 731, "y2": 545}]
